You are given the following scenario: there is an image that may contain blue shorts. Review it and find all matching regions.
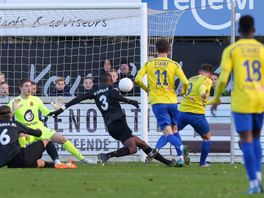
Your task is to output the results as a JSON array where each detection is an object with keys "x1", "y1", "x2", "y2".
[
  {"x1": 177, "y1": 111, "x2": 210, "y2": 136},
  {"x1": 152, "y1": 104, "x2": 178, "y2": 131},
  {"x1": 233, "y1": 112, "x2": 264, "y2": 133}
]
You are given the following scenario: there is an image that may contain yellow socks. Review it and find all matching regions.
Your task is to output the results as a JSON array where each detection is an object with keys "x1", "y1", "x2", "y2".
[{"x1": 63, "y1": 140, "x2": 84, "y2": 160}]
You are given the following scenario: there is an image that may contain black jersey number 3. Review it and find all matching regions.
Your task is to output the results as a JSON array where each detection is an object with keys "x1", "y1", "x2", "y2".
[{"x1": 99, "y1": 95, "x2": 109, "y2": 110}]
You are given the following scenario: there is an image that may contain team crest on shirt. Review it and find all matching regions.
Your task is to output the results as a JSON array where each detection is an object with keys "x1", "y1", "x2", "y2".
[
  {"x1": 24, "y1": 109, "x2": 34, "y2": 122},
  {"x1": 30, "y1": 102, "x2": 34, "y2": 106}
]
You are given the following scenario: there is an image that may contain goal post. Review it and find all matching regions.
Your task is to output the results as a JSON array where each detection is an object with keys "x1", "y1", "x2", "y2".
[{"x1": 139, "y1": 3, "x2": 148, "y2": 162}]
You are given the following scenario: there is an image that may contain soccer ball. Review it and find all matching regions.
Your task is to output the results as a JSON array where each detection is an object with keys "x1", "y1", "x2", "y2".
[{"x1": 118, "y1": 78, "x2": 134, "y2": 92}]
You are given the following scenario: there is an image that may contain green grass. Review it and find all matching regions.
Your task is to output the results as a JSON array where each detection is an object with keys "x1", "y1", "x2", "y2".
[{"x1": 0, "y1": 163, "x2": 254, "y2": 198}]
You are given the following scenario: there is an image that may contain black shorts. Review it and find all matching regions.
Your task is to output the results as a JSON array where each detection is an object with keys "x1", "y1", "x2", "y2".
[
  {"x1": 7, "y1": 141, "x2": 45, "y2": 168},
  {"x1": 108, "y1": 119, "x2": 133, "y2": 143}
]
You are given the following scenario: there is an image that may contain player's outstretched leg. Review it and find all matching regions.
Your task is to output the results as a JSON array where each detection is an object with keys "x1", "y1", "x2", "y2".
[
  {"x1": 132, "y1": 136, "x2": 177, "y2": 167},
  {"x1": 145, "y1": 135, "x2": 167, "y2": 163},
  {"x1": 51, "y1": 133, "x2": 95, "y2": 164},
  {"x1": 98, "y1": 147, "x2": 131, "y2": 164},
  {"x1": 97, "y1": 136, "x2": 139, "y2": 165}
]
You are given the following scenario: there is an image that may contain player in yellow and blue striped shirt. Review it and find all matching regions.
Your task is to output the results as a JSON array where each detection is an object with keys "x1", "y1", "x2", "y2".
[
  {"x1": 135, "y1": 39, "x2": 189, "y2": 166},
  {"x1": 211, "y1": 15, "x2": 264, "y2": 194}
]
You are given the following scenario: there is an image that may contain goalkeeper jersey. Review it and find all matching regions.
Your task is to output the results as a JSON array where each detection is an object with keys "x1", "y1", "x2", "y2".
[{"x1": 8, "y1": 95, "x2": 52, "y2": 129}]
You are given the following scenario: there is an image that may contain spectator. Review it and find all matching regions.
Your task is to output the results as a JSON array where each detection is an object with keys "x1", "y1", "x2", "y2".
[
  {"x1": 0, "y1": 82, "x2": 9, "y2": 98},
  {"x1": 119, "y1": 60, "x2": 134, "y2": 80},
  {"x1": 97, "y1": 58, "x2": 114, "y2": 85},
  {"x1": 0, "y1": 73, "x2": 5, "y2": 83},
  {"x1": 210, "y1": 73, "x2": 219, "y2": 96},
  {"x1": 31, "y1": 81, "x2": 39, "y2": 96},
  {"x1": 83, "y1": 76, "x2": 94, "y2": 91},
  {"x1": 50, "y1": 77, "x2": 71, "y2": 96},
  {"x1": 100, "y1": 58, "x2": 113, "y2": 76},
  {"x1": 109, "y1": 68, "x2": 119, "y2": 87},
  {"x1": 78, "y1": 75, "x2": 94, "y2": 94}
]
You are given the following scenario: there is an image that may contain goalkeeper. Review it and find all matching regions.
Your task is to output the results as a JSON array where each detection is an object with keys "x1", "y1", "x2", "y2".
[{"x1": 8, "y1": 79, "x2": 94, "y2": 163}]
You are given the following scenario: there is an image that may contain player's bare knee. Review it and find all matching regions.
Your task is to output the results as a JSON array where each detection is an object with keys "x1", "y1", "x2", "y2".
[
  {"x1": 239, "y1": 131, "x2": 253, "y2": 143},
  {"x1": 137, "y1": 140, "x2": 148, "y2": 150},
  {"x1": 51, "y1": 133, "x2": 67, "y2": 144},
  {"x1": 37, "y1": 159, "x2": 45, "y2": 168},
  {"x1": 202, "y1": 132, "x2": 211, "y2": 140},
  {"x1": 42, "y1": 140, "x2": 49, "y2": 147},
  {"x1": 19, "y1": 133, "x2": 26, "y2": 138},
  {"x1": 171, "y1": 125, "x2": 178, "y2": 133},
  {"x1": 163, "y1": 126, "x2": 173, "y2": 136}
]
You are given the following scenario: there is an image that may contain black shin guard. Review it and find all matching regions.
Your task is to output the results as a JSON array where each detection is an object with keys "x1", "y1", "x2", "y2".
[
  {"x1": 46, "y1": 142, "x2": 59, "y2": 161},
  {"x1": 44, "y1": 161, "x2": 55, "y2": 168},
  {"x1": 108, "y1": 147, "x2": 131, "y2": 158}
]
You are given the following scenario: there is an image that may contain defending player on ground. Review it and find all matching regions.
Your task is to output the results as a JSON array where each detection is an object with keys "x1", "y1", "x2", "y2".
[
  {"x1": 211, "y1": 15, "x2": 264, "y2": 194},
  {"x1": 135, "y1": 39, "x2": 189, "y2": 166},
  {"x1": 8, "y1": 79, "x2": 94, "y2": 164},
  {"x1": 49, "y1": 73, "x2": 177, "y2": 167},
  {"x1": 0, "y1": 105, "x2": 76, "y2": 169}
]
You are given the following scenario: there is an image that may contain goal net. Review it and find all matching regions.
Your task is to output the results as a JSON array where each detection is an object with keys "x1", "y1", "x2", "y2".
[
  {"x1": 0, "y1": 4, "x2": 184, "y2": 98},
  {"x1": 0, "y1": 4, "x2": 145, "y2": 97},
  {"x1": 0, "y1": 3, "x2": 184, "y2": 161}
]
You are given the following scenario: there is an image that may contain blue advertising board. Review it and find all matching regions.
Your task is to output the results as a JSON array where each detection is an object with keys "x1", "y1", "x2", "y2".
[{"x1": 143, "y1": 0, "x2": 263, "y2": 36}]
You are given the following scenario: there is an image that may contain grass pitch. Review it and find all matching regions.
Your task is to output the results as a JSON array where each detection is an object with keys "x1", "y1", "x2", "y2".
[{"x1": 0, "y1": 162, "x2": 253, "y2": 198}]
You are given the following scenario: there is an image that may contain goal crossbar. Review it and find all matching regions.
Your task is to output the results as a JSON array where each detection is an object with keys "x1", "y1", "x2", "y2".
[{"x1": 0, "y1": 3, "x2": 145, "y2": 10}]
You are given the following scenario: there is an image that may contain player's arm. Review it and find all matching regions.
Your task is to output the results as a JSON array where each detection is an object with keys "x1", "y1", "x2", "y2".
[
  {"x1": 15, "y1": 121, "x2": 42, "y2": 137},
  {"x1": 213, "y1": 48, "x2": 233, "y2": 103},
  {"x1": 175, "y1": 63, "x2": 189, "y2": 95},
  {"x1": 65, "y1": 92, "x2": 93, "y2": 109},
  {"x1": 199, "y1": 84, "x2": 207, "y2": 102},
  {"x1": 48, "y1": 92, "x2": 93, "y2": 117},
  {"x1": 8, "y1": 98, "x2": 22, "y2": 114},
  {"x1": 210, "y1": 47, "x2": 233, "y2": 115},
  {"x1": 37, "y1": 97, "x2": 52, "y2": 116},
  {"x1": 111, "y1": 88, "x2": 139, "y2": 108},
  {"x1": 135, "y1": 64, "x2": 148, "y2": 92},
  {"x1": 199, "y1": 80, "x2": 213, "y2": 105}
]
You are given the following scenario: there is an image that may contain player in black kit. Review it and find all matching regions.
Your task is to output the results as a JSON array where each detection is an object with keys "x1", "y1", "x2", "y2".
[
  {"x1": 0, "y1": 105, "x2": 76, "y2": 169},
  {"x1": 49, "y1": 73, "x2": 177, "y2": 166}
]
